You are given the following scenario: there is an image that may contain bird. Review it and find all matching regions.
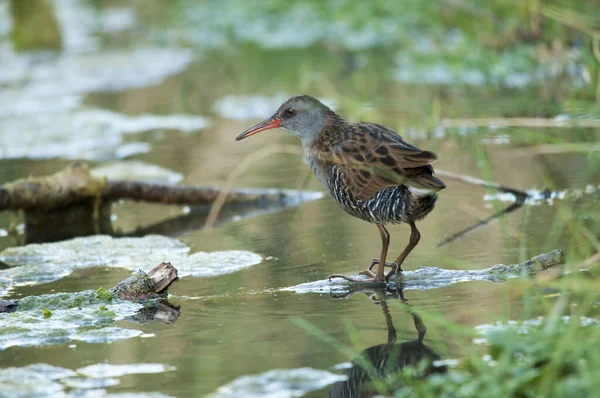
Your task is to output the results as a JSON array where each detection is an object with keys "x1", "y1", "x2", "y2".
[{"x1": 236, "y1": 95, "x2": 445, "y2": 283}]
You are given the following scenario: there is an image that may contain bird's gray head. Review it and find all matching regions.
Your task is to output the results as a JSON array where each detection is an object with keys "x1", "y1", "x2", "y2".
[{"x1": 235, "y1": 95, "x2": 334, "y2": 145}]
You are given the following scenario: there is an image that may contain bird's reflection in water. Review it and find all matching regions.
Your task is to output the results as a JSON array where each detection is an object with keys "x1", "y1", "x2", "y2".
[{"x1": 329, "y1": 287, "x2": 446, "y2": 398}]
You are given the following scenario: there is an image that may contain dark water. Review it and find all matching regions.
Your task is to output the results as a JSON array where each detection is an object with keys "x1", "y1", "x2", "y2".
[{"x1": 0, "y1": 1, "x2": 598, "y2": 397}]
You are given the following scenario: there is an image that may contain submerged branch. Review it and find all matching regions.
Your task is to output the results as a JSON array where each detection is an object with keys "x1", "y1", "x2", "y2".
[
  {"x1": 441, "y1": 117, "x2": 600, "y2": 129},
  {"x1": 284, "y1": 250, "x2": 565, "y2": 294},
  {"x1": 435, "y1": 169, "x2": 529, "y2": 200},
  {"x1": 0, "y1": 162, "x2": 319, "y2": 212},
  {"x1": 437, "y1": 201, "x2": 523, "y2": 248}
]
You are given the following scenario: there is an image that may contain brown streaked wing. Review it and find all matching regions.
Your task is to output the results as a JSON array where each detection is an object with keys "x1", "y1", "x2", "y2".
[{"x1": 325, "y1": 123, "x2": 444, "y2": 201}]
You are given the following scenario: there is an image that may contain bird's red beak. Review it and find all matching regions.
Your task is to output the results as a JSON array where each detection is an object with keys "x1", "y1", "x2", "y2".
[{"x1": 235, "y1": 117, "x2": 280, "y2": 141}]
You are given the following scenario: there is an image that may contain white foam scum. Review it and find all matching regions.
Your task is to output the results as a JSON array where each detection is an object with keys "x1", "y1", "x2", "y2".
[
  {"x1": 0, "y1": 299, "x2": 143, "y2": 350},
  {"x1": 0, "y1": 235, "x2": 263, "y2": 293},
  {"x1": 0, "y1": 363, "x2": 175, "y2": 397},
  {"x1": 484, "y1": 184, "x2": 598, "y2": 206},
  {"x1": 208, "y1": 367, "x2": 347, "y2": 398},
  {"x1": 0, "y1": 109, "x2": 210, "y2": 161},
  {"x1": 0, "y1": 16, "x2": 208, "y2": 161}
]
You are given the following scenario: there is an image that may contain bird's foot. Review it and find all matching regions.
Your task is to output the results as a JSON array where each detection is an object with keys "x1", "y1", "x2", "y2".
[
  {"x1": 368, "y1": 258, "x2": 400, "y2": 271},
  {"x1": 329, "y1": 273, "x2": 386, "y2": 284},
  {"x1": 368, "y1": 259, "x2": 403, "y2": 281}
]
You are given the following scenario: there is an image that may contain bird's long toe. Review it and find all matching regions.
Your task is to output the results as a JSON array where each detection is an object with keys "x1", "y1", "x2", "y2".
[
  {"x1": 359, "y1": 269, "x2": 376, "y2": 278},
  {"x1": 329, "y1": 273, "x2": 386, "y2": 284},
  {"x1": 368, "y1": 258, "x2": 398, "y2": 271}
]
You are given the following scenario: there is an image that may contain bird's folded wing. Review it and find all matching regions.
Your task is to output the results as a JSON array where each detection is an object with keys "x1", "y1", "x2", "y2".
[{"x1": 321, "y1": 123, "x2": 445, "y2": 201}]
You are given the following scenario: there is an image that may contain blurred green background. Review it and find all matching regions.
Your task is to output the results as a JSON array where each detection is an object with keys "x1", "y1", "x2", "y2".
[{"x1": 0, "y1": 0, "x2": 599, "y2": 397}]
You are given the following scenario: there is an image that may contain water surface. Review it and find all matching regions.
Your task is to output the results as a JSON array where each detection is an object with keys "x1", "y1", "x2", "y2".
[{"x1": 0, "y1": 1, "x2": 598, "y2": 397}]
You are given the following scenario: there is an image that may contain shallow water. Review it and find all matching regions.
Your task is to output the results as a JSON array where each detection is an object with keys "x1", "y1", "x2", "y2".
[{"x1": 0, "y1": 1, "x2": 598, "y2": 397}]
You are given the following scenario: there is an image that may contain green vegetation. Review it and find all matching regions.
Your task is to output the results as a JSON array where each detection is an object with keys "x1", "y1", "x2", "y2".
[
  {"x1": 395, "y1": 306, "x2": 600, "y2": 396},
  {"x1": 95, "y1": 287, "x2": 113, "y2": 302}
]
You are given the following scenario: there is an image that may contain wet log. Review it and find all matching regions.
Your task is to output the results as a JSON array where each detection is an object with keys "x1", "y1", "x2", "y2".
[
  {"x1": 0, "y1": 163, "x2": 318, "y2": 212},
  {"x1": 0, "y1": 262, "x2": 179, "y2": 313},
  {"x1": 392, "y1": 250, "x2": 564, "y2": 287},
  {"x1": 111, "y1": 261, "x2": 178, "y2": 301},
  {"x1": 435, "y1": 169, "x2": 529, "y2": 200},
  {"x1": 288, "y1": 250, "x2": 568, "y2": 294}
]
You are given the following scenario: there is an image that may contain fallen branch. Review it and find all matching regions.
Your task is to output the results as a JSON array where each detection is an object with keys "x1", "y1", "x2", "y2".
[
  {"x1": 435, "y1": 169, "x2": 528, "y2": 200},
  {"x1": 0, "y1": 261, "x2": 179, "y2": 313},
  {"x1": 441, "y1": 117, "x2": 600, "y2": 129},
  {"x1": 392, "y1": 250, "x2": 564, "y2": 288},
  {"x1": 283, "y1": 250, "x2": 565, "y2": 294},
  {"x1": 111, "y1": 261, "x2": 178, "y2": 301},
  {"x1": 0, "y1": 162, "x2": 320, "y2": 212}
]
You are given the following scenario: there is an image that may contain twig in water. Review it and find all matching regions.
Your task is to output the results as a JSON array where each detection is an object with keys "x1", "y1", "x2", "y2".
[
  {"x1": 203, "y1": 144, "x2": 306, "y2": 229},
  {"x1": 437, "y1": 201, "x2": 524, "y2": 248},
  {"x1": 441, "y1": 117, "x2": 600, "y2": 128},
  {"x1": 435, "y1": 169, "x2": 529, "y2": 200},
  {"x1": 581, "y1": 252, "x2": 600, "y2": 268}
]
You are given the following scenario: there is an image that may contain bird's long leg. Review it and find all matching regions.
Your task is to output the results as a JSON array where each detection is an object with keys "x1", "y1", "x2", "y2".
[
  {"x1": 385, "y1": 221, "x2": 420, "y2": 280},
  {"x1": 373, "y1": 224, "x2": 390, "y2": 282},
  {"x1": 329, "y1": 224, "x2": 390, "y2": 283}
]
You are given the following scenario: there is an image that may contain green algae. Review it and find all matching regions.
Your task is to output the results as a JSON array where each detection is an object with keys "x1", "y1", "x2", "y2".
[
  {"x1": 96, "y1": 287, "x2": 113, "y2": 301},
  {"x1": 0, "y1": 290, "x2": 143, "y2": 350},
  {"x1": 18, "y1": 290, "x2": 107, "y2": 311}
]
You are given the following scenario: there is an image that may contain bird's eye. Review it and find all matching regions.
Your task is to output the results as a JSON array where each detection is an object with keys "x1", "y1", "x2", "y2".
[{"x1": 286, "y1": 108, "x2": 295, "y2": 116}]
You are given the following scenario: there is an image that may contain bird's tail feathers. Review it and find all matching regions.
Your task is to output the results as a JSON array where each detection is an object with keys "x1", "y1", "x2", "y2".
[{"x1": 406, "y1": 174, "x2": 446, "y2": 195}]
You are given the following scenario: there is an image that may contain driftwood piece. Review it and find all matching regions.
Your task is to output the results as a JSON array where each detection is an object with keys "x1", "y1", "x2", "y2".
[
  {"x1": 0, "y1": 163, "x2": 317, "y2": 212},
  {"x1": 388, "y1": 249, "x2": 566, "y2": 286},
  {"x1": 112, "y1": 262, "x2": 178, "y2": 301},
  {"x1": 0, "y1": 163, "x2": 100, "y2": 211},
  {"x1": 286, "y1": 250, "x2": 567, "y2": 294},
  {"x1": 0, "y1": 262, "x2": 179, "y2": 313}
]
